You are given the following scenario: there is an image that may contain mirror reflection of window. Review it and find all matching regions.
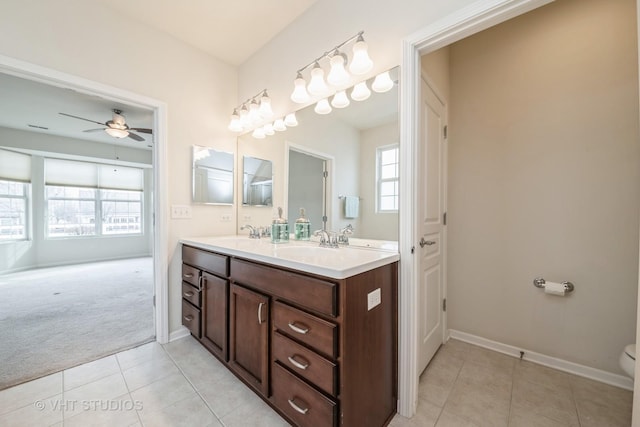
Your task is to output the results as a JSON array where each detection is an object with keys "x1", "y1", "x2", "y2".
[
  {"x1": 192, "y1": 146, "x2": 234, "y2": 205},
  {"x1": 243, "y1": 156, "x2": 273, "y2": 207},
  {"x1": 377, "y1": 144, "x2": 399, "y2": 212}
]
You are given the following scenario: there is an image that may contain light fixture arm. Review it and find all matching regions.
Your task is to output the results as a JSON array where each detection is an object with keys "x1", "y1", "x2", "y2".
[{"x1": 294, "y1": 31, "x2": 365, "y2": 75}]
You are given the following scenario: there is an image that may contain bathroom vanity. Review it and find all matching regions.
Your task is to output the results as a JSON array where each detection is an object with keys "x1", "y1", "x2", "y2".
[{"x1": 180, "y1": 236, "x2": 399, "y2": 427}]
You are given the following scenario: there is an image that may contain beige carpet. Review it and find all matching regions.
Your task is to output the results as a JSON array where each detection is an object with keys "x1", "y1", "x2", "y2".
[{"x1": 0, "y1": 257, "x2": 154, "y2": 390}]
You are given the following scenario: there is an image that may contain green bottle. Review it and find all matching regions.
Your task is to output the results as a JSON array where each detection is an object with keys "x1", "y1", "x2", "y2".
[{"x1": 294, "y1": 208, "x2": 311, "y2": 241}]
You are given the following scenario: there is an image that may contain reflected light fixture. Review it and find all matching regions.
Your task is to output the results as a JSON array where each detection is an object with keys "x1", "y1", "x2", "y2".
[
  {"x1": 331, "y1": 90, "x2": 350, "y2": 109},
  {"x1": 284, "y1": 112, "x2": 298, "y2": 127},
  {"x1": 252, "y1": 127, "x2": 266, "y2": 139},
  {"x1": 350, "y1": 81, "x2": 371, "y2": 101},
  {"x1": 314, "y1": 98, "x2": 332, "y2": 115},
  {"x1": 263, "y1": 123, "x2": 275, "y2": 136},
  {"x1": 273, "y1": 118, "x2": 287, "y2": 131},
  {"x1": 372, "y1": 71, "x2": 394, "y2": 93},
  {"x1": 290, "y1": 31, "x2": 373, "y2": 105}
]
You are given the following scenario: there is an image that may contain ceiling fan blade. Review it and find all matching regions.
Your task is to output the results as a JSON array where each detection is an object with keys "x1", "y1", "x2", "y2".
[
  {"x1": 129, "y1": 127, "x2": 153, "y2": 134},
  {"x1": 83, "y1": 128, "x2": 105, "y2": 133},
  {"x1": 127, "y1": 132, "x2": 145, "y2": 142},
  {"x1": 59, "y1": 112, "x2": 106, "y2": 126}
]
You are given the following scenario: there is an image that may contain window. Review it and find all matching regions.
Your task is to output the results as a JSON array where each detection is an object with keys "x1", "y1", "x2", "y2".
[
  {"x1": 377, "y1": 144, "x2": 399, "y2": 212},
  {"x1": 44, "y1": 158, "x2": 144, "y2": 238},
  {"x1": 0, "y1": 180, "x2": 28, "y2": 240},
  {"x1": 0, "y1": 148, "x2": 31, "y2": 241}
]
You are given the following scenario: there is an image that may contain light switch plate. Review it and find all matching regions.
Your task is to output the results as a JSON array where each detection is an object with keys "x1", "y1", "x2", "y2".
[
  {"x1": 171, "y1": 204, "x2": 192, "y2": 219},
  {"x1": 367, "y1": 288, "x2": 381, "y2": 311}
]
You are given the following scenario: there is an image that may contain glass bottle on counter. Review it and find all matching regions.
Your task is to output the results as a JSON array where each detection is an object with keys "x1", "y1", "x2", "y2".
[
  {"x1": 271, "y1": 207, "x2": 289, "y2": 243},
  {"x1": 294, "y1": 208, "x2": 311, "y2": 241}
]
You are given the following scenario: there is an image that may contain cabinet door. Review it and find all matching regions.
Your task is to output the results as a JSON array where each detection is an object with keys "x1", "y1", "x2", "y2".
[
  {"x1": 229, "y1": 284, "x2": 269, "y2": 396},
  {"x1": 201, "y1": 272, "x2": 228, "y2": 361}
]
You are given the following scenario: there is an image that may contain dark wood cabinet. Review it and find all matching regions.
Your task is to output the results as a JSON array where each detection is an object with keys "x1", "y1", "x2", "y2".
[
  {"x1": 181, "y1": 243, "x2": 398, "y2": 427},
  {"x1": 229, "y1": 283, "x2": 269, "y2": 396}
]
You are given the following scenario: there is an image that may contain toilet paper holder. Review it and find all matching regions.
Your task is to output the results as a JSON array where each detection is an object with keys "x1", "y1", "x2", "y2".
[{"x1": 533, "y1": 277, "x2": 574, "y2": 293}]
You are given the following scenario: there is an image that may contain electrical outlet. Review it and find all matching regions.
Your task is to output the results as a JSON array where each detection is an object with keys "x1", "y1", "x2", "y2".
[
  {"x1": 243, "y1": 215, "x2": 252, "y2": 222},
  {"x1": 221, "y1": 214, "x2": 231, "y2": 222},
  {"x1": 367, "y1": 288, "x2": 381, "y2": 311},
  {"x1": 171, "y1": 204, "x2": 192, "y2": 219}
]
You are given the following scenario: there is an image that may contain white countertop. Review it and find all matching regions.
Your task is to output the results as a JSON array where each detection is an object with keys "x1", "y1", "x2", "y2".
[{"x1": 179, "y1": 235, "x2": 400, "y2": 279}]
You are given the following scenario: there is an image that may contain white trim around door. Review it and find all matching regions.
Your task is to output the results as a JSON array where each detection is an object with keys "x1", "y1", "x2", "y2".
[
  {"x1": 0, "y1": 53, "x2": 170, "y2": 344},
  {"x1": 397, "y1": 0, "x2": 554, "y2": 417}
]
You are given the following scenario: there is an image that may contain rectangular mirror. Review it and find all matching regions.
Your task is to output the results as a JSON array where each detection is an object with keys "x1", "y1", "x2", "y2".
[
  {"x1": 192, "y1": 145, "x2": 234, "y2": 204},
  {"x1": 243, "y1": 156, "x2": 273, "y2": 206}
]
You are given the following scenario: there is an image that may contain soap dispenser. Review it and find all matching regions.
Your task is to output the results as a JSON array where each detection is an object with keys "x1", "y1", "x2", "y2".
[
  {"x1": 294, "y1": 208, "x2": 311, "y2": 241},
  {"x1": 271, "y1": 207, "x2": 289, "y2": 243}
]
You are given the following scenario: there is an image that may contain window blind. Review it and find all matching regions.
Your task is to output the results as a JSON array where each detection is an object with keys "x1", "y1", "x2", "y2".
[
  {"x1": 0, "y1": 148, "x2": 31, "y2": 183},
  {"x1": 45, "y1": 158, "x2": 143, "y2": 191}
]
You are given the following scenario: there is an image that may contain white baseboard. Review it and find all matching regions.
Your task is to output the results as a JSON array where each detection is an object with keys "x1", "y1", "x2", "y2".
[
  {"x1": 448, "y1": 329, "x2": 634, "y2": 391},
  {"x1": 169, "y1": 326, "x2": 191, "y2": 342}
]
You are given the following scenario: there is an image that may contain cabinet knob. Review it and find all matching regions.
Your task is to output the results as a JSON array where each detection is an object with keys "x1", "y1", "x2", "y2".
[
  {"x1": 288, "y1": 322, "x2": 309, "y2": 335},
  {"x1": 287, "y1": 398, "x2": 309, "y2": 415}
]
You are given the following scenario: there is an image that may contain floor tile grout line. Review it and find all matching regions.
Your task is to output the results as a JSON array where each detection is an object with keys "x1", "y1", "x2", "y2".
[{"x1": 115, "y1": 351, "x2": 144, "y2": 427}]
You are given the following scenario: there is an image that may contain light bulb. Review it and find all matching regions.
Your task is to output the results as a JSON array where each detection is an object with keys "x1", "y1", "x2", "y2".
[
  {"x1": 372, "y1": 71, "x2": 394, "y2": 93},
  {"x1": 314, "y1": 98, "x2": 332, "y2": 115},
  {"x1": 291, "y1": 73, "x2": 310, "y2": 104},
  {"x1": 228, "y1": 109, "x2": 243, "y2": 132},
  {"x1": 331, "y1": 90, "x2": 350, "y2": 108},
  {"x1": 273, "y1": 118, "x2": 287, "y2": 131},
  {"x1": 350, "y1": 81, "x2": 371, "y2": 101},
  {"x1": 258, "y1": 91, "x2": 273, "y2": 119},
  {"x1": 105, "y1": 128, "x2": 129, "y2": 138},
  {"x1": 248, "y1": 99, "x2": 260, "y2": 125},
  {"x1": 252, "y1": 127, "x2": 265, "y2": 139},
  {"x1": 327, "y1": 52, "x2": 351, "y2": 87},
  {"x1": 307, "y1": 62, "x2": 330, "y2": 97},
  {"x1": 239, "y1": 104, "x2": 250, "y2": 128},
  {"x1": 349, "y1": 35, "x2": 373, "y2": 75},
  {"x1": 264, "y1": 123, "x2": 275, "y2": 136},
  {"x1": 284, "y1": 112, "x2": 298, "y2": 127}
]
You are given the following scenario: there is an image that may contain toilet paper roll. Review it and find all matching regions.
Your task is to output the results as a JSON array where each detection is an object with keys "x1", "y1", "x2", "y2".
[{"x1": 544, "y1": 281, "x2": 566, "y2": 296}]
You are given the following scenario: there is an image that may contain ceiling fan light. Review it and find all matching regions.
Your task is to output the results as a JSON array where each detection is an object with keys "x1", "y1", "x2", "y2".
[
  {"x1": 291, "y1": 73, "x2": 311, "y2": 104},
  {"x1": 327, "y1": 52, "x2": 351, "y2": 87},
  {"x1": 314, "y1": 98, "x2": 332, "y2": 115},
  {"x1": 284, "y1": 112, "x2": 298, "y2": 127},
  {"x1": 105, "y1": 127, "x2": 129, "y2": 139},
  {"x1": 307, "y1": 62, "x2": 330, "y2": 97},
  {"x1": 372, "y1": 71, "x2": 394, "y2": 93},
  {"x1": 349, "y1": 36, "x2": 373, "y2": 75},
  {"x1": 331, "y1": 90, "x2": 350, "y2": 109},
  {"x1": 351, "y1": 81, "x2": 371, "y2": 101},
  {"x1": 273, "y1": 118, "x2": 287, "y2": 131}
]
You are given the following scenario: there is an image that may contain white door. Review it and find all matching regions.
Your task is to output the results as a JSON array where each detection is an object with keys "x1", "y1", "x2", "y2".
[{"x1": 418, "y1": 75, "x2": 447, "y2": 374}]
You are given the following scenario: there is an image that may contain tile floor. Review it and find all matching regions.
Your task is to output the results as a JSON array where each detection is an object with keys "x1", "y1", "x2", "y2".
[{"x1": 0, "y1": 337, "x2": 633, "y2": 426}]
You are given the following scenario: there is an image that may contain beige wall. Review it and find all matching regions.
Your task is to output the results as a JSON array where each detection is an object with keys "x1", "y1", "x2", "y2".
[
  {"x1": 421, "y1": 47, "x2": 451, "y2": 104},
  {"x1": 447, "y1": 0, "x2": 639, "y2": 374}
]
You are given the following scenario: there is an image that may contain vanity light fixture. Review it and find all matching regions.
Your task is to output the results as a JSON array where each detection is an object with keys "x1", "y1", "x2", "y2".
[
  {"x1": 315, "y1": 98, "x2": 332, "y2": 115},
  {"x1": 350, "y1": 81, "x2": 371, "y2": 101},
  {"x1": 371, "y1": 71, "x2": 394, "y2": 93},
  {"x1": 263, "y1": 122, "x2": 275, "y2": 136},
  {"x1": 284, "y1": 112, "x2": 298, "y2": 127},
  {"x1": 290, "y1": 31, "x2": 373, "y2": 105},
  {"x1": 252, "y1": 127, "x2": 266, "y2": 139},
  {"x1": 331, "y1": 90, "x2": 350, "y2": 109},
  {"x1": 228, "y1": 88, "x2": 273, "y2": 133},
  {"x1": 273, "y1": 118, "x2": 287, "y2": 131}
]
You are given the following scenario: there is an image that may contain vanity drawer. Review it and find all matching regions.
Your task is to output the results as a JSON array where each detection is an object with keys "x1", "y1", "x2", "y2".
[
  {"x1": 182, "y1": 300, "x2": 201, "y2": 338},
  {"x1": 181, "y1": 264, "x2": 200, "y2": 288},
  {"x1": 183, "y1": 245, "x2": 229, "y2": 278},
  {"x1": 273, "y1": 331, "x2": 337, "y2": 396},
  {"x1": 272, "y1": 362, "x2": 337, "y2": 427},
  {"x1": 273, "y1": 301, "x2": 337, "y2": 359},
  {"x1": 181, "y1": 282, "x2": 201, "y2": 308},
  {"x1": 230, "y1": 258, "x2": 337, "y2": 317}
]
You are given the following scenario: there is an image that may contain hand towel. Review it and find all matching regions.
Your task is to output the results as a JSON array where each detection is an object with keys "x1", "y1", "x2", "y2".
[{"x1": 345, "y1": 196, "x2": 359, "y2": 219}]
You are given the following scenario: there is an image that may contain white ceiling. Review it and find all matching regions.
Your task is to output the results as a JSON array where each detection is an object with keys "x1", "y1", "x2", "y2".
[{"x1": 94, "y1": 0, "x2": 318, "y2": 66}]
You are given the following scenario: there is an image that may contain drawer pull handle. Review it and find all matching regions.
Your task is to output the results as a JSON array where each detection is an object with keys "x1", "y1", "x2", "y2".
[
  {"x1": 183, "y1": 291, "x2": 194, "y2": 297},
  {"x1": 183, "y1": 273, "x2": 194, "y2": 278},
  {"x1": 288, "y1": 322, "x2": 309, "y2": 335},
  {"x1": 183, "y1": 315, "x2": 194, "y2": 322},
  {"x1": 197, "y1": 275, "x2": 203, "y2": 291},
  {"x1": 288, "y1": 355, "x2": 309, "y2": 370},
  {"x1": 258, "y1": 302, "x2": 265, "y2": 324},
  {"x1": 287, "y1": 398, "x2": 309, "y2": 415}
]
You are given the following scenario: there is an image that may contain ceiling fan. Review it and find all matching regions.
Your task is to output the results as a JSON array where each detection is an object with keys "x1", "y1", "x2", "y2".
[{"x1": 59, "y1": 109, "x2": 152, "y2": 142}]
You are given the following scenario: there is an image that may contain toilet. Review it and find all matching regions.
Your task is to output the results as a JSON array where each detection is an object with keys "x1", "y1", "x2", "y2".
[{"x1": 619, "y1": 344, "x2": 636, "y2": 378}]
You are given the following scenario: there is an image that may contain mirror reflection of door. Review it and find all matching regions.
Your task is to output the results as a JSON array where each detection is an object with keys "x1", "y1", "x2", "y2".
[{"x1": 287, "y1": 149, "x2": 327, "y2": 233}]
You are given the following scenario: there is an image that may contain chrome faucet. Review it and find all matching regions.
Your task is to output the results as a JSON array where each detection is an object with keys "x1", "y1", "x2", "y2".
[
  {"x1": 338, "y1": 224, "x2": 354, "y2": 245},
  {"x1": 314, "y1": 229, "x2": 339, "y2": 248},
  {"x1": 241, "y1": 224, "x2": 260, "y2": 239}
]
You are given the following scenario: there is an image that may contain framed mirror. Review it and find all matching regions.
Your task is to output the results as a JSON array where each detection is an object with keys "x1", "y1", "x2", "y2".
[
  {"x1": 242, "y1": 156, "x2": 273, "y2": 206},
  {"x1": 192, "y1": 145, "x2": 234, "y2": 204}
]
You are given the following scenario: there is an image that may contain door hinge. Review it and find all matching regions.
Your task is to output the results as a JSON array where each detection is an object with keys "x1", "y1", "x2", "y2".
[
  {"x1": 442, "y1": 298, "x2": 447, "y2": 312},
  {"x1": 323, "y1": 170, "x2": 328, "y2": 178},
  {"x1": 153, "y1": 295, "x2": 156, "y2": 307},
  {"x1": 411, "y1": 246, "x2": 415, "y2": 254},
  {"x1": 443, "y1": 125, "x2": 448, "y2": 139},
  {"x1": 443, "y1": 212, "x2": 447, "y2": 225}
]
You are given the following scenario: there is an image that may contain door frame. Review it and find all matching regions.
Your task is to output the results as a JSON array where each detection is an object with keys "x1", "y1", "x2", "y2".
[
  {"x1": 397, "y1": 0, "x2": 554, "y2": 417},
  {"x1": 0, "y1": 53, "x2": 170, "y2": 344}
]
